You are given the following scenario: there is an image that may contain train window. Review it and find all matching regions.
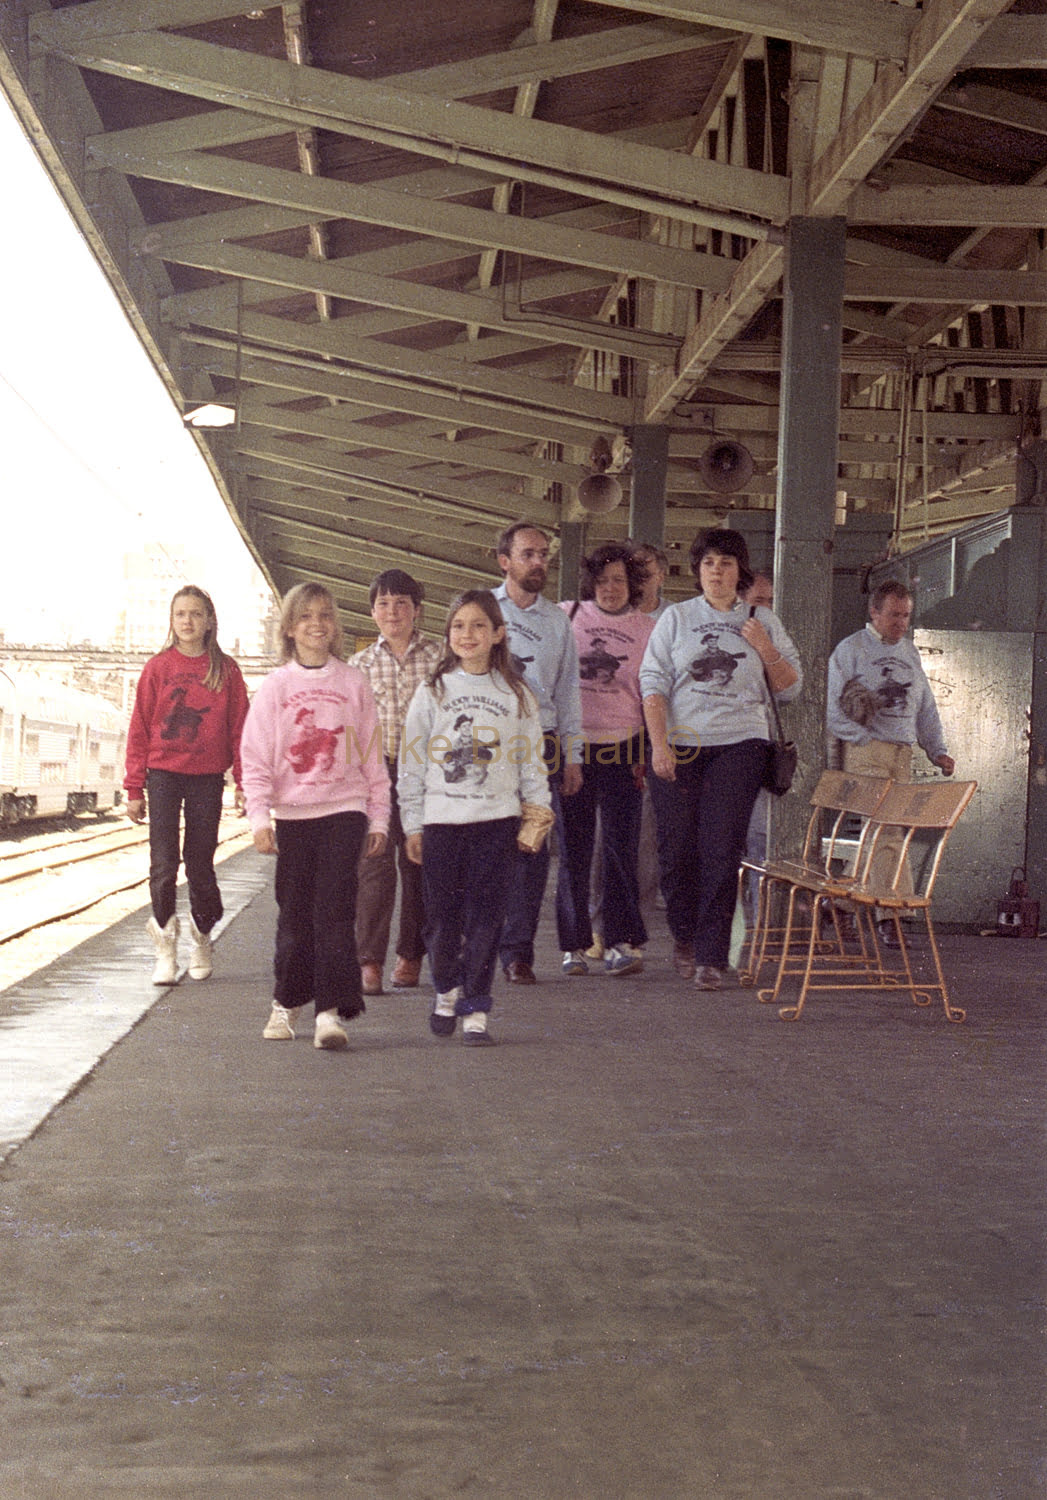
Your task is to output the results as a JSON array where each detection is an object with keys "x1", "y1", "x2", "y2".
[{"x1": 25, "y1": 733, "x2": 39, "y2": 754}]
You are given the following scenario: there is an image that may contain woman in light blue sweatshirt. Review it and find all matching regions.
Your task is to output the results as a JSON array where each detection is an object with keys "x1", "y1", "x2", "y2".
[{"x1": 640, "y1": 529, "x2": 801, "y2": 992}]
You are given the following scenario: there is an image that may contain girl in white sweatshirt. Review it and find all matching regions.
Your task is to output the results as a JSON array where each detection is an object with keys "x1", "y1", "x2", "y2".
[
  {"x1": 398, "y1": 590, "x2": 551, "y2": 1045},
  {"x1": 241, "y1": 583, "x2": 390, "y2": 1050}
]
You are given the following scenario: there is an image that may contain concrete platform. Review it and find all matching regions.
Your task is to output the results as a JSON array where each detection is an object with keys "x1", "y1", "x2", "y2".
[{"x1": 0, "y1": 848, "x2": 1044, "y2": 1498}]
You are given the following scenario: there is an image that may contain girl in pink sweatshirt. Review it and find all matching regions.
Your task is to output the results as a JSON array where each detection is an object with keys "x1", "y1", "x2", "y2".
[{"x1": 240, "y1": 583, "x2": 390, "y2": 1050}]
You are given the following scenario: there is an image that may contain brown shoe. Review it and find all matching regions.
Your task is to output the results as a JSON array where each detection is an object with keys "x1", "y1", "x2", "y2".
[
  {"x1": 391, "y1": 956, "x2": 422, "y2": 990},
  {"x1": 361, "y1": 963, "x2": 384, "y2": 996},
  {"x1": 672, "y1": 940, "x2": 696, "y2": 980},
  {"x1": 503, "y1": 960, "x2": 537, "y2": 985}
]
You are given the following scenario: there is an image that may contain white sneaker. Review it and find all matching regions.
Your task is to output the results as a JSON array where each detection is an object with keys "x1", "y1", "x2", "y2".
[
  {"x1": 262, "y1": 1003, "x2": 302, "y2": 1040},
  {"x1": 314, "y1": 1009, "x2": 349, "y2": 1051},
  {"x1": 604, "y1": 944, "x2": 643, "y2": 976},
  {"x1": 561, "y1": 950, "x2": 589, "y2": 976},
  {"x1": 186, "y1": 919, "x2": 213, "y2": 980},
  {"x1": 148, "y1": 915, "x2": 179, "y2": 985},
  {"x1": 462, "y1": 1015, "x2": 495, "y2": 1046}
]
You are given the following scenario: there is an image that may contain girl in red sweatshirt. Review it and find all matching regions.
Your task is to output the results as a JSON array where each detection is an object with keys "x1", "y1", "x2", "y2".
[{"x1": 124, "y1": 586, "x2": 248, "y2": 985}]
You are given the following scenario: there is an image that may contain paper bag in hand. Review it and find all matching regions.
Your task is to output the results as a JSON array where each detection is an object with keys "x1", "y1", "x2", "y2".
[{"x1": 517, "y1": 802, "x2": 555, "y2": 853}]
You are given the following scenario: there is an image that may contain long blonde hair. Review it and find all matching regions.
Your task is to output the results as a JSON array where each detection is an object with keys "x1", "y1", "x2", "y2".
[
  {"x1": 278, "y1": 582, "x2": 346, "y2": 663},
  {"x1": 162, "y1": 586, "x2": 233, "y2": 693}
]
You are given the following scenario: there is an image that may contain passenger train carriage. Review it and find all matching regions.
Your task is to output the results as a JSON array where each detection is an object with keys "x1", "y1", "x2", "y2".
[{"x1": 0, "y1": 669, "x2": 127, "y2": 824}]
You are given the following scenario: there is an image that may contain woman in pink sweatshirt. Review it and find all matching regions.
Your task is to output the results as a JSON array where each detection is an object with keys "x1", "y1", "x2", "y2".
[{"x1": 240, "y1": 583, "x2": 390, "y2": 1051}]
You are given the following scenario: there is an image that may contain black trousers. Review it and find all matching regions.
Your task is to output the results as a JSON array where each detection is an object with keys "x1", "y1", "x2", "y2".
[
  {"x1": 273, "y1": 811, "x2": 367, "y2": 1018},
  {"x1": 146, "y1": 768, "x2": 225, "y2": 931},
  {"x1": 648, "y1": 739, "x2": 768, "y2": 969}
]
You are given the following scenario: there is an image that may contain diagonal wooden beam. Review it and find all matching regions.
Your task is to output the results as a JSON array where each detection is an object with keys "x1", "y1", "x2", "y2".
[
  {"x1": 643, "y1": 0, "x2": 1023, "y2": 419},
  {"x1": 188, "y1": 343, "x2": 608, "y2": 450},
  {"x1": 152, "y1": 240, "x2": 679, "y2": 364},
  {"x1": 576, "y1": 0, "x2": 915, "y2": 60},
  {"x1": 94, "y1": 144, "x2": 738, "y2": 295},
  {"x1": 167, "y1": 301, "x2": 635, "y2": 428},
  {"x1": 237, "y1": 398, "x2": 586, "y2": 488},
  {"x1": 61, "y1": 30, "x2": 789, "y2": 223},
  {"x1": 847, "y1": 184, "x2": 1047, "y2": 229},
  {"x1": 844, "y1": 267, "x2": 1047, "y2": 306},
  {"x1": 809, "y1": 0, "x2": 1018, "y2": 214},
  {"x1": 234, "y1": 435, "x2": 557, "y2": 526}
]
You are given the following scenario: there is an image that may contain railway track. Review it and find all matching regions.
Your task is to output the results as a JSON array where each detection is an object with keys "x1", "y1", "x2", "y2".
[
  {"x1": 0, "y1": 814, "x2": 254, "y2": 947},
  {"x1": 0, "y1": 825, "x2": 149, "y2": 885}
]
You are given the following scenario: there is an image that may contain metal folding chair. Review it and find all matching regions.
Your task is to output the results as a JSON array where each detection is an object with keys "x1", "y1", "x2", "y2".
[
  {"x1": 759, "y1": 779, "x2": 977, "y2": 1023},
  {"x1": 739, "y1": 770, "x2": 892, "y2": 989}
]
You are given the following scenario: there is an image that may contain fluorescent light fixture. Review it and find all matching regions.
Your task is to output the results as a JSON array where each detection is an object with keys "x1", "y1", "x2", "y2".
[{"x1": 183, "y1": 403, "x2": 236, "y2": 428}]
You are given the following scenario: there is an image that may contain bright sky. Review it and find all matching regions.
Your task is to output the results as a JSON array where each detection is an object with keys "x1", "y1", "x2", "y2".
[{"x1": 0, "y1": 90, "x2": 275, "y2": 649}]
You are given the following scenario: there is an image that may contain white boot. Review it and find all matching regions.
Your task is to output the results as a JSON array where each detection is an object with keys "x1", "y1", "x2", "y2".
[
  {"x1": 148, "y1": 915, "x2": 179, "y2": 984},
  {"x1": 186, "y1": 919, "x2": 213, "y2": 980},
  {"x1": 314, "y1": 1009, "x2": 349, "y2": 1051}
]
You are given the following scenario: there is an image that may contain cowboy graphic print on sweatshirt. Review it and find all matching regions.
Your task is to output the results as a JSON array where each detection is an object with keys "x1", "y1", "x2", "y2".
[
  {"x1": 639, "y1": 595, "x2": 802, "y2": 746},
  {"x1": 240, "y1": 657, "x2": 390, "y2": 832},
  {"x1": 124, "y1": 646, "x2": 249, "y2": 796},
  {"x1": 397, "y1": 668, "x2": 550, "y2": 831}
]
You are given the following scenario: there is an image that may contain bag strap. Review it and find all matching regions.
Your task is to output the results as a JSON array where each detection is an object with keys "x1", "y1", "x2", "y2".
[{"x1": 750, "y1": 604, "x2": 787, "y2": 747}]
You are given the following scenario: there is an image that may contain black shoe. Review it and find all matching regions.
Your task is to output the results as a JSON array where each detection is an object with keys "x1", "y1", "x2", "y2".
[
  {"x1": 429, "y1": 1011, "x2": 456, "y2": 1037},
  {"x1": 463, "y1": 1029, "x2": 496, "y2": 1046},
  {"x1": 503, "y1": 961, "x2": 537, "y2": 985},
  {"x1": 877, "y1": 920, "x2": 903, "y2": 949}
]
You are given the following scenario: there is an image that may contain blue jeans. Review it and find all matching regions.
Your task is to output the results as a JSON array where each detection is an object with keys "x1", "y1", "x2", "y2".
[
  {"x1": 556, "y1": 735, "x2": 647, "y2": 951},
  {"x1": 648, "y1": 740, "x2": 769, "y2": 968},
  {"x1": 743, "y1": 787, "x2": 772, "y2": 924},
  {"x1": 499, "y1": 737, "x2": 566, "y2": 970},
  {"x1": 145, "y1": 768, "x2": 225, "y2": 931},
  {"x1": 422, "y1": 818, "x2": 517, "y2": 1014},
  {"x1": 273, "y1": 811, "x2": 367, "y2": 1018}
]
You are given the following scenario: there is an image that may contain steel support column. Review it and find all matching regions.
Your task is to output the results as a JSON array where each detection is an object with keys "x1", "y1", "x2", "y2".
[
  {"x1": 774, "y1": 217, "x2": 847, "y2": 856},
  {"x1": 558, "y1": 520, "x2": 586, "y2": 602},
  {"x1": 628, "y1": 424, "x2": 670, "y2": 548}
]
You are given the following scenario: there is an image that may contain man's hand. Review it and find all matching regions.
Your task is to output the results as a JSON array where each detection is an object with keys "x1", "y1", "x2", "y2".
[
  {"x1": 364, "y1": 832, "x2": 388, "y2": 858},
  {"x1": 253, "y1": 826, "x2": 277, "y2": 855},
  {"x1": 127, "y1": 799, "x2": 146, "y2": 824},
  {"x1": 405, "y1": 832, "x2": 423, "y2": 865},
  {"x1": 934, "y1": 753, "x2": 955, "y2": 777},
  {"x1": 562, "y1": 762, "x2": 583, "y2": 797}
]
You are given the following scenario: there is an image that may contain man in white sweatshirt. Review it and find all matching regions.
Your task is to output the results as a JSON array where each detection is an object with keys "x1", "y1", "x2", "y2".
[
  {"x1": 492, "y1": 522, "x2": 583, "y2": 984},
  {"x1": 827, "y1": 579, "x2": 956, "y2": 942}
]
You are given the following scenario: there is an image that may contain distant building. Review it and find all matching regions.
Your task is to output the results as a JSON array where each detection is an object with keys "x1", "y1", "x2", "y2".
[
  {"x1": 112, "y1": 545, "x2": 208, "y2": 653},
  {"x1": 111, "y1": 545, "x2": 279, "y2": 659}
]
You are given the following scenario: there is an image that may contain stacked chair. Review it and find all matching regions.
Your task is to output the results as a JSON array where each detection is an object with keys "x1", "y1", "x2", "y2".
[{"x1": 741, "y1": 774, "x2": 977, "y2": 1024}]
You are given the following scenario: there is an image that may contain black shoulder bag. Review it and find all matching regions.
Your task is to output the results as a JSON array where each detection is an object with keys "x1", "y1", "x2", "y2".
[{"x1": 750, "y1": 606, "x2": 797, "y2": 796}]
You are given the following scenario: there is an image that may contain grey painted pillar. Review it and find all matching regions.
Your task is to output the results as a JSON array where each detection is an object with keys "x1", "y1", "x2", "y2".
[
  {"x1": 558, "y1": 520, "x2": 586, "y2": 602},
  {"x1": 628, "y1": 424, "x2": 670, "y2": 547},
  {"x1": 774, "y1": 216, "x2": 847, "y2": 856}
]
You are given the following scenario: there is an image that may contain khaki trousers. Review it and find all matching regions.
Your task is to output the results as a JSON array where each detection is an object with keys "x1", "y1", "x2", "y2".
[{"x1": 842, "y1": 739, "x2": 914, "y2": 897}]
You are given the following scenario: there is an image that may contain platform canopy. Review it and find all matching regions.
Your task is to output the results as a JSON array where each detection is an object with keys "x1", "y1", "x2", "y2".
[{"x1": 2, "y1": 1, "x2": 1045, "y2": 631}]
